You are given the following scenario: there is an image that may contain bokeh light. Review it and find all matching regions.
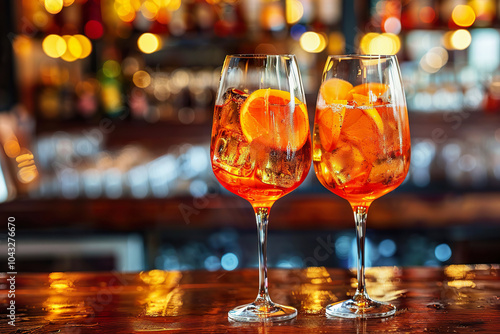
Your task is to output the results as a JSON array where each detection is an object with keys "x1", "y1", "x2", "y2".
[
  {"x1": 85, "y1": 20, "x2": 104, "y2": 40},
  {"x1": 115, "y1": 1, "x2": 136, "y2": 22},
  {"x1": 299, "y1": 31, "x2": 327, "y2": 53},
  {"x1": 450, "y1": 29, "x2": 472, "y2": 50},
  {"x1": 419, "y1": 6, "x2": 436, "y2": 24},
  {"x1": 361, "y1": 32, "x2": 400, "y2": 55},
  {"x1": 67, "y1": 36, "x2": 82, "y2": 58},
  {"x1": 137, "y1": 33, "x2": 161, "y2": 54},
  {"x1": 4, "y1": 139, "x2": 21, "y2": 158},
  {"x1": 451, "y1": 5, "x2": 476, "y2": 27},
  {"x1": 328, "y1": 31, "x2": 345, "y2": 55},
  {"x1": 74, "y1": 34, "x2": 92, "y2": 59},
  {"x1": 286, "y1": 0, "x2": 304, "y2": 25},
  {"x1": 383, "y1": 16, "x2": 401, "y2": 34},
  {"x1": 435, "y1": 243, "x2": 452, "y2": 262},
  {"x1": 260, "y1": 2, "x2": 286, "y2": 31},
  {"x1": 61, "y1": 35, "x2": 78, "y2": 62},
  {"x1": 221, "y1": 253, "x2": 238, "y2": 271},
  {"x1": 13, "y1": 35, "x2": 32, "y2": 57},
  {"x1": 103, "y1": 60, "x2": 121, "y2": 78},
  {"x1": 420, "y1": 47, "x2": 449, "y2": 73},
  {"x1": 45, "y1": 0, "x2": 64, "y2": 14},
  {"x1": 43, "y1": 34, "x2": 67, "y2": 58},
  {"x1": 141, "y1": 0, "x2": 159, "y2": 21},
  {"x1": 133, "y1": 70, "x2": 151, "y2": 88}
]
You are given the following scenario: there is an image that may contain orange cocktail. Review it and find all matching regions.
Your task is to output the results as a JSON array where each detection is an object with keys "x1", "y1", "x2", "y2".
[
  {"x1": 210, "y1": 54, "x2": 311, "y2": 322},
  {"x1": 313, "y1": 79, "x2": 411, "y2": 206},
  {"x1": 211, "y1": 88, "x2": 311, "y2": 208}
]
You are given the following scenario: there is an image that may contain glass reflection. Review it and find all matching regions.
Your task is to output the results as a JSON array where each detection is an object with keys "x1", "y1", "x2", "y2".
[{"x1": 139, "y1": 270, "x2": 183, "y2": 317}]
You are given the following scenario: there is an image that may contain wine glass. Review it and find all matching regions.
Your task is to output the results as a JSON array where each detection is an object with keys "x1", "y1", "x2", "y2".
[
  {"x1": 210, "y1": 54, "x2": 311, "y2": 322},
  {"x1": 313, "y1": 55, "x2": 411, "y2": 318}
]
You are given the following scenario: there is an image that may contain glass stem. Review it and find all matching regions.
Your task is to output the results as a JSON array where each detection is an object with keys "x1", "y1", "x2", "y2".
[
  {"x1": 353, "y1": 205, "x2": 369, "y2": 303},
  {"x1": 254, "y1": 206, "x2": 273, "y2": 307}
]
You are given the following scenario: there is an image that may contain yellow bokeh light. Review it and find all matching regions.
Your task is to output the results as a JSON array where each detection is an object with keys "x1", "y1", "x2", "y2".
[
  {"x1": 299, "y1": 32, "x2": 327, "y2": 53},
  {"x1": 142, "y1": 0, "x2": 159, "y2": 20},
  {"x1": 442, "y1": 31, "x2": 454, "y2": 50},
  {"x1": 18, "y1": 165, "x2": 38, "y2": 184},
  {"x1": 286, "y1": 0, "x2": 304, "y2": 25},
  {"x1": 133, "y1": 70, "x2": 151, "y2": 88},
  {"x1": 167, "y1": 0, "x2": 181, "y2": 11},
  {"x1": 43, "y1": 34, "x2": 67, "y2": 58},
  {"x1": 359, "y1": 32, "x2": 379, "y2": 54},
  {"x1": 450, "y1": 29, "x2": 472, "y2": 50},
  {"x1": 4, "y1": 139, "x2": 21, "y2": 158},
  {"x1": 137, "y1": 33, "x2": 161, "y2": 54},
  {"x1": 61, "y1": 35, "x2": 78, "y2": 62},
  {"x1": 370, "y1": 33, "x2": 400, "y2": 55},
  {"x1": 451, "y1": 5, "x2": 476, "y2": 27},
  {"x1": 74, "y1": 34, "x2": 92, "y2": 58},
  {"x1": 67, "y1": 36, "x2": 82, "y2": 58},
  {"x1": 45, "y1": 0, "x2": 64, "y2": 14},
  {"x1": 63, "y1": 0, "x2": 75, "y2": 6},
  {"x1": 360, "y1": 32, "x2": 400, "y2": 55},
  {"x1": 369, "y1": 34, "x2": 393, "y2": 54},
  {"x1": 116, "y1": 3, "x2": 136, "y2": 22}
]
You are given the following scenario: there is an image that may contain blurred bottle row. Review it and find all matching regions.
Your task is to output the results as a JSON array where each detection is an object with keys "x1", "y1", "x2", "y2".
[
  {"x1": 13, "y1": 125, "x2": 496, "y2": 200},
  {"x1": 36, "y1": 62, "x2": 219, "y2": 123},
  {"x1": 32, "y1": 130, "x2": 219, "y2": 199},
  {"x1": 410, "y1": 132, "x2": 500, "y2": 189}
]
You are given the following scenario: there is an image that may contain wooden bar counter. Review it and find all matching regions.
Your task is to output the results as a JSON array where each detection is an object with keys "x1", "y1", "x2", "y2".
[{"x1": 2, "y1": 265, "x2": 500, "y2": 333}]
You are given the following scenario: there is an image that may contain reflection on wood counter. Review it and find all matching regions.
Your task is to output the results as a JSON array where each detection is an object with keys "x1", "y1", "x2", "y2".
[{"x1": 1, "y1": 265, "x2": 500, "y2": 333}]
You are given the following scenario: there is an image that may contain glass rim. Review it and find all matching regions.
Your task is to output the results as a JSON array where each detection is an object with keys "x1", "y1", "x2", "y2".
[
  {"x1": 225, "y1": 54, "x2": 297, "y2": 59},
  {"x1": 328, "y1": 54, "x2": 397, "y2": 60}
]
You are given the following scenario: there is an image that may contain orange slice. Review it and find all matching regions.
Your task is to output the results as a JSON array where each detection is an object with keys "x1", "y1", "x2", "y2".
[
  {"x1": 362, "y1": 107, "x2": 384, "y2": 134},
  {"x1": 320, "y1": 78, "x2": 353, "y2": 103},
  {"x1": 350, "y1": 94, "x2": 384, "y2": 134},
  {"x1": 240, "y1": 89, "x2": 309, "y2": 150},
  {"x1": 317, "y1": 101, "x2": 347, "y2": 152},
  {"x1": 350, "y1": 83, "x2": 389, "y2": 98}
]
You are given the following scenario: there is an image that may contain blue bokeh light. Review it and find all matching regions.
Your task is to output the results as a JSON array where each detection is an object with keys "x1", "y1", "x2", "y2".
[
  {"x1": 221, "y1": 253, "x2": 238, "y2": 271},
  {"x1": 435, "y1": 243, "x2": 452, "y2": 262},
  {"x1": 379, "y1": 239, "x2": 397, "y2": 258}
]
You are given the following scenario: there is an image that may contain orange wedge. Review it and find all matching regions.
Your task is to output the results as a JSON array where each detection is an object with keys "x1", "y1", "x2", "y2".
[
  {"x1": 350, "y1": 95, "x2": 384, "y2": 134},
  {"x1": 362, "y1": 107, "x2": 384, "y2": 133},
  {"x1": 351, "y1": 82, "x2": 388, "y2": 95},
  {"x1": 350, "y1": 83, "x2": 389, "y2": 98},
  {"x1": 317, "y1": 101, "x2": 347, "y2": 152},
  {"x1": 320, "y1": 78, "x2": 353, "y2": 104},
  {"x1": 240, "y1": 89, "x2": 309, "y2": 150}
]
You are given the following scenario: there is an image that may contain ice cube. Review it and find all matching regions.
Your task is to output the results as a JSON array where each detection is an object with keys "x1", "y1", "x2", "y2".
[
  {"x1": 255, "y1": 143, "x2": 306, "y2": 188},
  {"x1": 367, "y1": 156, "x2": 404, "y2": 186},
  {"x1": 218, "y1": 88, "x2": 248, "y2": 131},
  {"x1": 324, "y1": 144, "x2": 372, "y2": 186},
  {"x1": 212, "y1": 128, "x2": 254, "y2": 177}
]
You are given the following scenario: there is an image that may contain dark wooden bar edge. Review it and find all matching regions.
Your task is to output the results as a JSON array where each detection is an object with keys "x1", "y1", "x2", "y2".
[{"x1": 1, "y1": 265, "x2": 500, "y2": 333}]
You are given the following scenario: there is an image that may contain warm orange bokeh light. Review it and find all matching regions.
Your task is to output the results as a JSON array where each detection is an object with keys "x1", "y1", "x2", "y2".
[{"x1": 451, "y1": 5, "x2": 476, "y2": 27}]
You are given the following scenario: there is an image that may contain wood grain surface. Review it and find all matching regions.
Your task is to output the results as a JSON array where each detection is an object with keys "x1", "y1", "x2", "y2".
[{"x1": 1, "y1": 265, "x2": 500, "y2": 333}]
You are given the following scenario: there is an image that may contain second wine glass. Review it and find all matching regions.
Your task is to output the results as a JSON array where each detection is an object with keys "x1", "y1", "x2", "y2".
[
  {"x1": 210, "y1": 54, "x2": 312, "y2": 322},
  {"x1": 313, "y1": 55, "x2": 411, "y2": 318}
]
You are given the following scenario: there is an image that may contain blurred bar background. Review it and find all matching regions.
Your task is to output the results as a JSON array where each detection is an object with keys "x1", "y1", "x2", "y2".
[{"x1": 0, "y1": 0, "x2": 499, "y2": 272}]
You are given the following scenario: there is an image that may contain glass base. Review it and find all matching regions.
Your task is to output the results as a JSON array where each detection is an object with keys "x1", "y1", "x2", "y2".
[
  {"x1": 228, "y1": 302, "x2": 297, "y2": 322},
  {"x1": 326, "y1": 298, "x2": 396, "y2": 319}
]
